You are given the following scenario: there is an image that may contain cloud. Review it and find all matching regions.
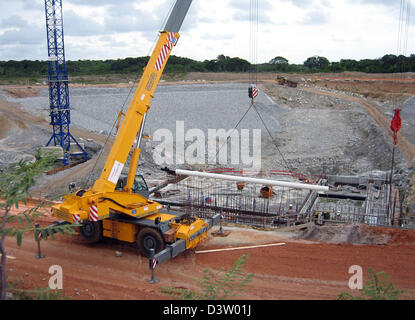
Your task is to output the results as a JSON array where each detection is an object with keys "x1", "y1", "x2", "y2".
[
  {"x1": 65, "y1": 1, "x2": 199, "y2": 40},
  {"x1": 99, "y1": 35, "x2": 129, "y2": 48},
  {"x1": 302, "y1": 9, "x2": 330, "y2": 25},
  {"x1": 0, "y1": 44, "x2": 45, "y2": 61},
  {"x1": 0, "y1": 14, "x2": 43, "y2": 47},
  {"x1": 320, "y1": 0, "x2": 334, "y2": 8},
  {"x1": 64, "y1": 10, "x2": 106, "y2": 36},
  {"x1": 103, "y1": 3, "x2": 160, "y2": 34},
  {"x1": 0, "y1": 22, "x2": 45, "y2": 60},
  {"x1": 279, "y1": 0, "x2": 317, "y2": 8},
  {"x1": 0, "y1": 15, "x2": 29, "y2": 29},
  {"x1": 347, "y1": 0, "x2": 398, "y2": 6},
  {"x1": 67, "y1": 0, "x2": 136, "y2": 5},
  {"x1": 0, "y1": 0, "x2": 412, "y2": 64},
  {"x1": 12, "y1": 0, "x2": 43, "y2": 11},
  {"x1": 266, "y1": 0, "x2": 330, "y2": 26},
  {"x1": 0, "y1": 28, "x2": 43, "y2": 45},
  {"x1": 228, "y1": 0, "x2": 273, "y2": 23}
]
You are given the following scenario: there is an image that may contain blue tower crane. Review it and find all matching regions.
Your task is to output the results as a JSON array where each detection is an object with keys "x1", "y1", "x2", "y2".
[{"x1": 44, "y1": 0, "x2": 88, "y2": 165}]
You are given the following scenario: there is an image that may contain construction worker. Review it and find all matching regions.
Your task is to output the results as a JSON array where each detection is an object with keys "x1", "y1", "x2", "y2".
[
  {"x1": 286, "y1": 204, "x2": 296, "y2": 216},
  {"x1": 336, "y1": 210, "x2": 341, "y2": 221},
  {"x1": 313, "y1": 211, "x2": 319, "y2": 222},
  {"x1": 285, "y1": 204, "x2": 298, "y2": 225}
]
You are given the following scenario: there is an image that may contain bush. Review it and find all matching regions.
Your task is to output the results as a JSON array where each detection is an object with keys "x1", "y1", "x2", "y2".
[
  {"x1": 338, "y1": 269, "x2": 406, "y2": 300},
  {"x1": 159, "y1": 254, "x2": 254, "y2": 300}
]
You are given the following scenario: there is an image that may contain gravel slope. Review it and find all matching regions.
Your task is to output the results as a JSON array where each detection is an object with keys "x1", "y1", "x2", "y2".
[{"x1": 1, "y1": 82, "x2": 410, "y2": 176}]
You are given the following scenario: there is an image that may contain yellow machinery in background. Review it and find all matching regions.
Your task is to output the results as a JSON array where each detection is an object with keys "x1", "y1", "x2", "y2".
[
  {"x1": 52, "y1": 0, "x2": 219, "y2": 259},
  {"x1": 276, "y1": 75, "x2": 298, "y2": 88}
]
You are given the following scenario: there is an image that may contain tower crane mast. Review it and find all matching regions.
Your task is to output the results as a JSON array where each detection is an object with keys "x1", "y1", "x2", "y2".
[{"x1": 44, "y1": 0, "x2": 88, "y2": 165}]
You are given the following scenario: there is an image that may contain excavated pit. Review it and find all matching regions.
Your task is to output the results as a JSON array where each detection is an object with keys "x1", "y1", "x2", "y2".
[{"x1": 0, "y1": 81, "x2": 413, "y2": 221}]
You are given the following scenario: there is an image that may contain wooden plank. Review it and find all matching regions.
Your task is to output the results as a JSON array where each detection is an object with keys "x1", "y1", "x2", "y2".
[
  {"x1": 195, "y1": 242, "x2": 286, "y2": 254},
  {"x1": 0, "y1": 254, "x2": 17, "y2": 260}
]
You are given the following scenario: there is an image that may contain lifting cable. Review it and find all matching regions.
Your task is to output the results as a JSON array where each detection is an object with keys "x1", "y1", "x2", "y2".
[
  {"x1": 393, "y1": 0, "x2": 411, "y2": 111},
  {"x1": 252, "y1": 104, "x2": 293, "y2": 173},
  {"x1": 209, "y1": 103, "x2": 254, "y2": 164},
  {"x1": 211, "y1": 0, "x2": 259, "y2": 164},
  {"x1": 397, "y1": 0, "x2": 411, "y2": 58},
  {"x1": 213, "y1": 0, "x2": 293, "y2": 174},
  {"x1": 81, "y1": 1, "x2": 176, "y2": 189},
  {"x1": 248, "y1": 0, "x2": 293, "y2": 173},
  {"x1": 249, "y1": 0, "x2": 259, "y2": 87}
]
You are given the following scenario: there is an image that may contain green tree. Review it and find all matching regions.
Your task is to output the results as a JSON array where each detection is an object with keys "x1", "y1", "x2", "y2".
[
  {"x1": 330, "y1": 62, "x2": 345, "y2": 72},
  {"x1": 224, "y1": 57, "x2": 251, "y2": 72},
  {"x1": 339, "y1": 59, "x2": 358, "y2": 71},
  {"x1": 160, "y1": 254, "x2": 254, "y2": 300},
  {"x1": 381, "y1": 54, "x2": 398, "y2": 72},
  {"x1": 358, "y1": 59, "x2": 381, "y2": 73},
  {"x1": 304, "y1": 55, "x2": 330, "y2": 70},
  {"x1": 0, "y1": 151, "x2": 78, "y2": 300},
  {"x1": 202, "y1": 59, "x2": 217, "y2": 72},
  {"x1": 215, "y1": 54, "x2": 227, "y2": 72},
  {"x1": 269, "y1": 56, "x2": 289, "y2": 65}
]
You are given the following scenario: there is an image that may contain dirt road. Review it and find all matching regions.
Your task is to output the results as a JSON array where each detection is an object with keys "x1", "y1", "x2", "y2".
[{"x1": 4, "y1": 204, "x2": 415, "y2": 300}]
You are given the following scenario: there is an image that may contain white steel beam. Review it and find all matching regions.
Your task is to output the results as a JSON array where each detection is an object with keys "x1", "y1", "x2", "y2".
[{"x1": 175, "y1": 169, "x2": 329, "y2": 192}]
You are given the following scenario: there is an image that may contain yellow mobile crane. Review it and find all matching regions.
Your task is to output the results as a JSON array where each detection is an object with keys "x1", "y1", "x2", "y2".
[{"x1": 51, "y1": 0, "x2": 219, "y2": 260}]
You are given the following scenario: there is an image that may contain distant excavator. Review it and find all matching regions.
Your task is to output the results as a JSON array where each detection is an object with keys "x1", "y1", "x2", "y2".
[{"x1": 276, "y1": 75, "x2": 298, "y2": 88}]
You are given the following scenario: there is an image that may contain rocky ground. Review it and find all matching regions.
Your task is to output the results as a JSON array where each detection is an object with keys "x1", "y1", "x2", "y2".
[
  {"x1": 259, "y1": 82, "x2": 407, "y2": 175},
  {"x1": 1, "y1": 81, "x2": 408, "y2": 174},
  {"x1": 0, "y1": 71, "x2": 414, "y2": 212}
]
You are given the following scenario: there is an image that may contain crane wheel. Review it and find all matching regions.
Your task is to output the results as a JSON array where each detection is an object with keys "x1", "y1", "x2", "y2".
[
  {"x1": 136, "y1": 227, "x2": 165, "y2": 257},
  {"x1": 79, "y1": 221, "x2": 103, "y2": 244}
]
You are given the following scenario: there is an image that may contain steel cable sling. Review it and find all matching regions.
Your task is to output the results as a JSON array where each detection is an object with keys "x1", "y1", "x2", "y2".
[{"x1": 252, "y1": 103, "x2": 293, "y2": 173}]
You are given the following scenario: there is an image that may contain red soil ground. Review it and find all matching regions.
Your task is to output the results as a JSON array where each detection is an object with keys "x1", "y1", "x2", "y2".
[{"x1": 3, "y1": 202, "x2": 415, "y2": 300}]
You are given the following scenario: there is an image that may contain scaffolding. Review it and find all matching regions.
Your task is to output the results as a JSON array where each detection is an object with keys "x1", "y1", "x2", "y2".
[
  {"x1": 155, "y1": 173, "x2": 319, "y2": 229},
  {"x1": 153, "y1": 170, "x2": 415, "y2": 230}
]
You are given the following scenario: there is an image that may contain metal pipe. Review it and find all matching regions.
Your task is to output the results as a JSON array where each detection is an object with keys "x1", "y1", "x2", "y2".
[{"x1": 175, "y1": 169, "x2": 329, "y2": 192}]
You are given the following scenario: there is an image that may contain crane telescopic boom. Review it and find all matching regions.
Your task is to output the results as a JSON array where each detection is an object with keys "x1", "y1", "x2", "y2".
[
  {"x1": 93, "y1": 0, "x2": 192, "y2": 194},
  {"x1": 52, "y1": 0, "x2": 219, "y2": 259}
]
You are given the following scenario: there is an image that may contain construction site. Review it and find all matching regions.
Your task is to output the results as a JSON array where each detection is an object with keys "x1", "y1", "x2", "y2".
[{"x1": 1, "y1": 0, "x2": 415, "y2": 302}]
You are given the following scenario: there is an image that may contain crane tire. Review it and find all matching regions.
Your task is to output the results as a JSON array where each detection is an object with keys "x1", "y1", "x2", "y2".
[
  {"x1": 79, "y1": 221, "x2": 103, "y2": 244},
  {"x1": 136, "y1": 227, "x2": 165, "y2": 258}
]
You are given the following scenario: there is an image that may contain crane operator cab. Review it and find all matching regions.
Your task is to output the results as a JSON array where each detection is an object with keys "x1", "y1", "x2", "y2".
[{"x1": 115, "y1": 173, "x2": 150, "y2": 198}]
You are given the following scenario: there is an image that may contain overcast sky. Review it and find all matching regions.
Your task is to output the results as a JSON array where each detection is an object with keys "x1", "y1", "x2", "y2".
[{"x1": 0, "y1": 0, "x2": 413, "y2": 64}]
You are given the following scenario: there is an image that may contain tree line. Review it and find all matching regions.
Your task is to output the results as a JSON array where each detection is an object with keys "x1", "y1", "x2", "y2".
[
  {"x1": 262, "y1": 54, "x2": 415, "y2": 73},
  {"x1": 1, "y1": 53, "x2": 415, "y2": 80}
]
